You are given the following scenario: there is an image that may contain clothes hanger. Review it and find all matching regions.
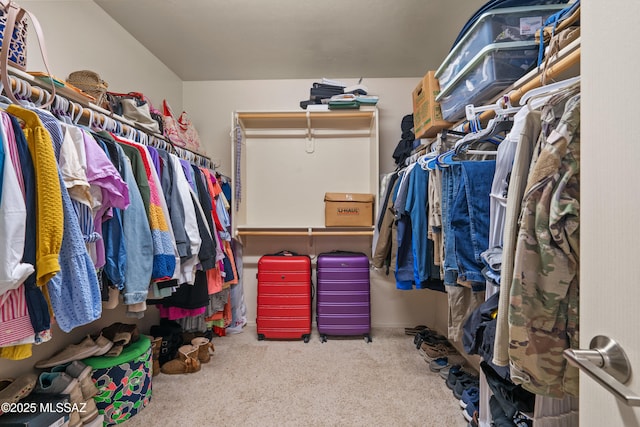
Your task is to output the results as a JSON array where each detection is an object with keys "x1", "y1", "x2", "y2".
[
  {"x1": 71, "y1": 103, "x2": 84, "y2": 125},
  {"x1": 457, "y1": 120, "x2": 511, "y2": 151},
  {"x1": 518, "y1": 76, "x2": 581, "y2": 107},
  {"x1": 417, "y1": 149, "x2": 438, "y2": 171}
]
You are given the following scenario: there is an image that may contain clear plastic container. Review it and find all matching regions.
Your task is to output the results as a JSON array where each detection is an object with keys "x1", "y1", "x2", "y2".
[
  {"x1": 435, "y1": 41, "x2": 539, "y2": 122},
  {"x1": 436, "y1": 5, "x2": 568, "y2": 93}
]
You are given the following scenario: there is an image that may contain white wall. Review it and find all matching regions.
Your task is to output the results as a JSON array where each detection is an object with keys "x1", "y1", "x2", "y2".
[
  {"x1": 183, "y1": 77, "x2": 420, "y2": 177},
  {"x1": 184, "y1": 78, "x2": 449, "y2": 330},
  {"x1": 20, "y1": 0, "x2": 183, "y2": 110}
]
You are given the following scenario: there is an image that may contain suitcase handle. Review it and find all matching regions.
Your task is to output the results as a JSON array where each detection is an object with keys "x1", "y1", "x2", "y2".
[
  {"x1": 319, "y1": 250, "x2": 368, "y2": 257},
  {"x1": 266, "y1": 250, "x2": 299, "y2": 257}
]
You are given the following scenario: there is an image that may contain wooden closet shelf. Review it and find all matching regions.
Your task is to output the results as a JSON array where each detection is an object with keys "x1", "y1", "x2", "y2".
[
  {"x1": 236, "y1": 227, "x2": 374, "y2": 237},
  {"x1": 237, "y1": 111, "x2": 375, "y2": 120},
  {"x1": 236, "y1": 109, "x2": 377, "y2": 132}
]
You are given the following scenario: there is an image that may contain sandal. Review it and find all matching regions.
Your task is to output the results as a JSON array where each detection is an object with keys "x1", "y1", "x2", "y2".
[{"x1": 404, "y1": 325, "x2": 429, "y2": 335}]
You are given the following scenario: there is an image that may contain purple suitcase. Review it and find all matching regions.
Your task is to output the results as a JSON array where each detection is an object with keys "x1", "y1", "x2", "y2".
[{"x1": 316, "y1": 251, "x2": 371, "y2": 343}]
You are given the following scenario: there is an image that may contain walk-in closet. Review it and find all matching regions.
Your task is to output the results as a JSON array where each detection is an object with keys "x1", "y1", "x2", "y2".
[{"x1": 0, "y1": 1, "x2": 635, "y2": 426}]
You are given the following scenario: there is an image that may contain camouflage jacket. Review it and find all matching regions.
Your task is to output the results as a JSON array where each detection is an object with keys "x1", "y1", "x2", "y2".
[{"x1": 508, "y1": 95, "x2": 580, "y2": 398}]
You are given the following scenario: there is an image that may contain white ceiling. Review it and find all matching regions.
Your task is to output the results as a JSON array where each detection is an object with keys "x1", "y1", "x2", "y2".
[{"x1": 94, "y1": 0, "x2": 489, "y2": 81}]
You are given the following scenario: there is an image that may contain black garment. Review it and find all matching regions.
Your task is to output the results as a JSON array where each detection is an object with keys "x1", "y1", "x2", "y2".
[
  {"x1": 191, "y1": 188, "x2": 216, "y2": 271},
  {"x1": 160, "y1": 270, "x2": 210, "y2": 310},
  {"x1": 481, "y1": 362, "x2": 536, "y2": 420},
  {"x1": 490, "y1": 395, "x2": 518, "y2": 427},
  {"x1": 392, "y1": 114, "x2": 416, "y2": 166},
  {"x1": 192, "y1": 165, "x2": 216, "y2": 237},
  {"x1": 463, "y1": 291, "x2": 500, "y2": 355}
]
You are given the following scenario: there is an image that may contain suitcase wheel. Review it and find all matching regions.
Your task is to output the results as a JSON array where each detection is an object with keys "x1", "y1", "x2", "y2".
[
  {"x1": 320, "y1": 335, "x2": 327, "y2": 343},
  {"x1": 257, "y1": 334, "x2": 265, "y2": 341},
  {"x1": 364, "y1": 335, "x2": 372, "y2": 343},
  {"x1": 302, "y1": 334, "x2": 310, "y2": 344}
]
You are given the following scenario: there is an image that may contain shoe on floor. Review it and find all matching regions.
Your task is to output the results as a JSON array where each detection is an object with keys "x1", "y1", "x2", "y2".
[
  {"x1": 422, "y1": 342, "x2": 457, "y2": 361},
  {"x1": 101, "y1": 322, "x2": 140, "y2": 346},
  {"x1": 463, "y1": 401, "x2": 479, "y2": 423},
  {"x1": 440, "y1": 363, "x2": 463, "y2": 380},
  {"x1": 191, "y1": 337, "x2": 214, "y2": 364},
  {"x1": 161, "y1": 345, "x2": 201, "y2": 374},
  {"x1": 51, "y1": 361, "x2": 98, "y2": 400},
  {"x1": 459, "y1": 386, "x2": 480, "y2": 409},
  {"x1": 445, "y1": 366, "x2": 467, "y2": 390},
  {"x1": 454, "y1": 374, "x2": 480, "y2": 400},
  {"x1": 35, "y1": 336, "x2": 104, "y2": 369},
  {"x1": 91, "y1": 333, "x2": 114, "y2": 357},
  {"x1": 0, "y1": 373, "x2": 38, "y2": 414},
  {"x1": 414, "y1": 330, "x2": 449, "y2": 349},
  {"x1": 429, "y1": 357, "x2": 449, "y2": 372},
  {"x1": 35, "y1": 372, "x2": 83, "y2": 426},
  {"x1": 405, "y1": 325, "x2": 430, "y2": 335}
]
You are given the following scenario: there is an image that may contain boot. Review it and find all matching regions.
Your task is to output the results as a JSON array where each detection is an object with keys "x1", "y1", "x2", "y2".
[
  {"x1": 160, "y1": 345, "x2": 201, "y2": 375},
  {"x1": 191, "y1": 337, "x2": 214, "y2": 364},
  {"x1": 151, "y1": 337, "x2": 162, "y2": 377}
]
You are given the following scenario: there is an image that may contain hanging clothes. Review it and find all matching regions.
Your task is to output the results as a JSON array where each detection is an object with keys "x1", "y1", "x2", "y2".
[
  {"x1": 113, "y1": 134, "x2": 177, "y2": 282},
  {"x1": 33, "y1": 108, "x2": 103, "y2": 333},
  {"x1": 7, "y1": 105, "x2": 63, "y2": 290},
  {"x1": 508, "y1": 95, "x2": 581, "y2": 398}
]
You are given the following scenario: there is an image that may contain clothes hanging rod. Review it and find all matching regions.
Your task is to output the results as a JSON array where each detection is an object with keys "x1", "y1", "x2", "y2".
[
  {"x1": 5, "y1": 70, "x2": 216, "y2": 169},
  {"x1": 237, "y1": 230, "x2": 374, "y2": 237}
]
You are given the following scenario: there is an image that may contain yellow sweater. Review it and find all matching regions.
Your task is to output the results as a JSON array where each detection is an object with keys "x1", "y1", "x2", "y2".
[{"x1": 7, "y1": 105, "x2": 63, "y2": 287}]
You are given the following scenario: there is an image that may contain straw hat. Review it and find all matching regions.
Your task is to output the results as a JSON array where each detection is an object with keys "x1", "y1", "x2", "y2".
[{"x1": 66, "y1": 70, "x2": 108, "y2": 105}]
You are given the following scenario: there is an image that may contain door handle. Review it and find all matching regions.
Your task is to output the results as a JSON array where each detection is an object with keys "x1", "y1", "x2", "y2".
[{"x1": 563, "y1": 335, "x2": 640, "y2": 406}]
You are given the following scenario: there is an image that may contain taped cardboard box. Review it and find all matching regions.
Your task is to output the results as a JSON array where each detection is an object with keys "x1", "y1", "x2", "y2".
[
  {"x1": 412, "y1": 70, "x2": 452, "y2": 139},
  {"x1": 324, "y1": 193, "x2": 374, "y2": 227}
]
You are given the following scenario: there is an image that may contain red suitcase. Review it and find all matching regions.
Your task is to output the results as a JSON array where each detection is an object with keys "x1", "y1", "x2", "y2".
[{"x1": 256, "y1": 252, "x2": 312, "y2": 343}]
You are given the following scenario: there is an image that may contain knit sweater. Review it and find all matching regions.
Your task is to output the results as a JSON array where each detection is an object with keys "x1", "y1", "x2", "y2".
[{"x1": 7, "y1": 105, "x2": 63, "y2": 288}]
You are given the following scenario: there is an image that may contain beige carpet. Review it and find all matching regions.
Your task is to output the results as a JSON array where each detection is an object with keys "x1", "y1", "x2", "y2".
[{"x1": 121, "y1": 326, "x2": 469, "y2": 427}]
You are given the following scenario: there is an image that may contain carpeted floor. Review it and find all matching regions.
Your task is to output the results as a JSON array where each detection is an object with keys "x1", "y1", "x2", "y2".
[{"x1": 121, "y1": 326, "x2": 469, "y2": 427}]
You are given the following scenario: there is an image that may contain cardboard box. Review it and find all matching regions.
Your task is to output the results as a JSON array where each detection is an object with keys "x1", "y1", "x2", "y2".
[
  {"x1": 324, "y1": 193, "x2": 374, "y2": 227},
  {"x1": 412, "y1": 70, "x2": 453, "y2": 139}
]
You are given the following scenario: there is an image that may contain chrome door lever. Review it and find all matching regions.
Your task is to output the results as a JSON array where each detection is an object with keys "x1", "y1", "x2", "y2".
[{"x1": 564, "y1": 335, "x2": 640, "y2": 406}]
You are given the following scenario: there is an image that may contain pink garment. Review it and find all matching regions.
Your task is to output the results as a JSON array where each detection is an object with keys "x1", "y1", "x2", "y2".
[
  {"x1": 158, "y1": 305, "x2": 206, "y2": 321},
  {"x1": 0, "y1": 285, "x2": 35, "y2": 347},
  {"x1": 83, "y1": 131, "x2": 130, "y2": 268}
]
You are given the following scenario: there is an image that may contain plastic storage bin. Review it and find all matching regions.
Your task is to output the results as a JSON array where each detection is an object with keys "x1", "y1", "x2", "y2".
[
  {"x1": 435, "y1": 41, "x2": 539, "y2": 122},
  {"x1": 436, "y1": 5, "x2": 568, "y2": 92}
]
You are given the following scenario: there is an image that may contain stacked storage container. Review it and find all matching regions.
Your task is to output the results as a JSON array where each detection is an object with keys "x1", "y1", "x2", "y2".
[{"x1": 435, "y1": 5, "x2": 569, "y2": 122}]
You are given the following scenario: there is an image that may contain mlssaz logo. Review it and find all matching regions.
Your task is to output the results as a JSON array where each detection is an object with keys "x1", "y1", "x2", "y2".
[{"x1": 337, "y1": 208, "x2": 360, "y2": 215}]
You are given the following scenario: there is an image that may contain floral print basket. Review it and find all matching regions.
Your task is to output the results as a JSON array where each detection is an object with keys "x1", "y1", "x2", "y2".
[{"x1": 85, "y1": 335, "x2": 152, "y2": 425}]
